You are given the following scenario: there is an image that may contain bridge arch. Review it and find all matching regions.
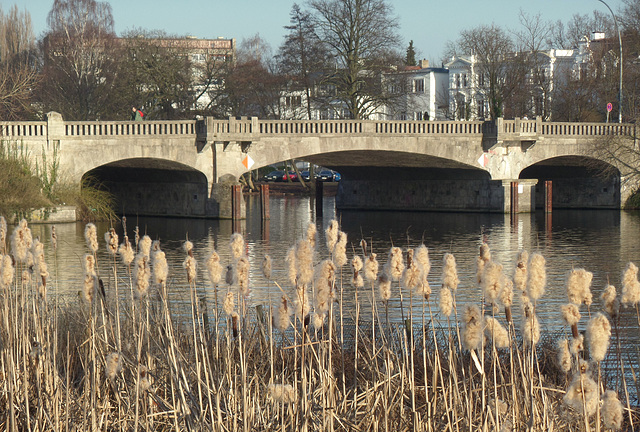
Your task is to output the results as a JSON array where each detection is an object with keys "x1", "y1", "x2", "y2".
[
  {"x1": 85, "y1": 158, "x2": 210, "y2": 217},
  {"x1": 519, "y1": 155, "x2": 620, "y2": 209}
]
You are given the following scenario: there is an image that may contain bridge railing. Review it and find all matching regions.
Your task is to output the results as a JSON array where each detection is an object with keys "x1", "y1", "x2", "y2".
[
  {"x1": 500, "y1": 118, "x2": 635, "y2": 137},
  {"x1": 0, "y1": 121, "x2": 47, "y2": 138},
  {"x1": 64, "y1": 120, "x2": 197, "y2": 137},
  {"x1": 374, "y1": 120, "x2": 484, "y2": 135}
]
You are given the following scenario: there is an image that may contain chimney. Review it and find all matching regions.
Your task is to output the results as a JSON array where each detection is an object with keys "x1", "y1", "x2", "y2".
[{"x1": 419, "y1": 59, "x2": 429, "y2": 69}]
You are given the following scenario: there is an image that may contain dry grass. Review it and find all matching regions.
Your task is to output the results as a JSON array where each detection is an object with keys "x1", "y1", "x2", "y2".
[{"x1": 0, "y1": 217, "x2": 639, "y2": 431}]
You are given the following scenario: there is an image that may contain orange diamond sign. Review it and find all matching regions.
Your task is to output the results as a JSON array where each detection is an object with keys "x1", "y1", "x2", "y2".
[{"x1": 242, "y1": 155, "x2": 254, "y2": 170}]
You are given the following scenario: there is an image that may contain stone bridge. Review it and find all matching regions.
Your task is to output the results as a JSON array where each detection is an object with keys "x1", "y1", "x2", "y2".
[{"x1": 1, "y1": 112, "x2": 635, "y2": 218}]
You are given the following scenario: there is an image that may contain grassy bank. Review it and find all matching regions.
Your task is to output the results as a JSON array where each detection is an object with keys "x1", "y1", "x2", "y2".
[{"x1": 0, "y1": 217, "x2": 638, "y2": 431}]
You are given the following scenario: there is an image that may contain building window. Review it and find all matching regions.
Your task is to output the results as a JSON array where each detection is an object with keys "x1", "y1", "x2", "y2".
[
  {"x1": 284, "y1": 96, "x2": 301, "y2": 108},
  {"x1": 463, "y1": 74, "x2": 468, "y2": 87},
  {"x1": 455, "y1": 74, "x2": 461, "y2": 88},
  {"x1": 413, "y1": 79, "x2": 424, "y2": 93}
]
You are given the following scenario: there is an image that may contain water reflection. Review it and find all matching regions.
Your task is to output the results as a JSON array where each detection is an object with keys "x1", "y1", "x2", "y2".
[{"x1": 24, "y1": 197, "x2": 640, "y2": 334}]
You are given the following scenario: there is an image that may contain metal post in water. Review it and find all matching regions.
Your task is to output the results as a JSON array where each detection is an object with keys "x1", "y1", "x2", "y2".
[
  {"x1": 510, "y1": 182, "x2": 519, "y2": 214},
  {"x1": 544, "y1": 180, "x2": 552, "y2": 214},
  {"x1": 315, "y1": 179, "x2": 323, "y2": 217},
  {"x1": 260, "y1": 184, "x2": 270, "y2": 220}
]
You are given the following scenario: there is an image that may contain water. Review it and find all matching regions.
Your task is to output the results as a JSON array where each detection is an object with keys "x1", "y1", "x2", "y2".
[{"x1": 23, "y1": 196, "x2": 640, "y2": 331}]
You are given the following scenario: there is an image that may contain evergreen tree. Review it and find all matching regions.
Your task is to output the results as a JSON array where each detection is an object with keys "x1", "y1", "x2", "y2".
[{"x1": 405, "y1": 40, "x2": 417, "y2": 66}]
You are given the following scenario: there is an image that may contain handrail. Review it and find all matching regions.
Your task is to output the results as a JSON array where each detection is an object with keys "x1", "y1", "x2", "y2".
[
  {"x1": 0, "y1": 122, "x2": 47, "y2": 137},
  {"x1": 0, "y1": 118, "x2": 634, "y2": 139}
]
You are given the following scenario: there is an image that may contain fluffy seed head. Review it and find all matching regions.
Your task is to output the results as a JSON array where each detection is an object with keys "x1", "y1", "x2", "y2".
[
  {"x1": 442, "y1": 253, "x2": 459, "y2": 291},
  {"x1": 133, "y1": 254, "x2": 151, "y2": 299},
  {"x1": 602, "y1": 390, "x2": 624, "y2": 431},
  {"x1": 152, "y1": 250, "x2": 168, "y2": 285},
  {"x1": 275, "y1": 296, "x2": 291, "y2": 331},
  {"x1": 325, "y1": 219, "x2": 339, "y2": 252},
  {"x1": 570, "y1": 334, "x2": 584, "y2": 355},
  {"x1": 0, "y1": 255, "x2": 15, "y2": 289},
  {"x1": 333, "y1": 231, "x2": 348, "y2": 267},
  {"x1": 561, "y1": 303, "x2": 581, "y2": 326},
  {"x1": 621, "y1": 262, "x2": 640, "y2": 306},
  {"x1": 364, "y1": 253, "x2": 379, "y2": 281},
  {"x1": 378, "y1": 273, "x2": 391, "y2": 302},
  {"x1": 484, "y1": 316, "x2": 509, "y2": 349},
  {"x1": 236, "y1": 257, "x2": 250, "y2": 297},
  {"x1": 513, "y1": 250, "x2": 529, "y2": 293},
  {"x1": 351, "y1": 256, "x2": 364, "y2": 288},
  {"x1": 286, "y1": 246, "x2": 297, "y2": 286},
  {"x1": 482, "y1": 261, "x2": 504, "y2": 305},
  {"x1": 521, "y1": 298, "x2": 540, "y2": 347},
  {"x1": 557, "y1": 339, "x2": 572, "y2": 373},
  {"x1": 439, "y1": 287, "x2": 453, "y2": 317},
  {"x1": 84, "y1": 223, "x2": 98, "y2": 253},
  {"x1": 526, "y1": 253, "x2": 546, "y2": 301},
  {"x1": 183, "y1": 254, "x2": 197, "y2": 284},
  {"x1": 386, "y1": 247, "x2": 405, "y2": 281},
  {"x1": 118, "y1": 236, "x2": 135, "y2": 267},
  {"x1": 563, "y1": 372, "x2": 598, "y2": 416},
  {"x1": 230, "y1": 233, "x2": 245, "y2": 260},
  {"x1": 104, "y1": 228, "x2": 118, "y2": 255},
  {"x1": 296, "y1": 239, "x2": 315, "y2": 285},
  {"x1": 268, "y1": 383, "x2": 297, "y2": 404},
  {"x1": 414, "y1": 245, "x2": 430, "y2": 276},
  {"x1": 601, "y1": 284, "x2": 619, "y2": 317},
  {"x1": 567, "y1": 268, "x2": 593, "y2": 306},
  {"x1": 223, "y1": 291, "x2": 235, "y2": 316},
  {"x1": 139, "y1": 235, "x2": 152, "y2": 257},
  {"x1": 462, "y1": 305, "x2": 484, "y2": 351},
  {"x1": 105, "y1": 353, "x2": 122, "y2": 381},
  {"x1": 206, "y1": 251, "x2": 223, "y2": 285},
  {"x1": 586, "y1": 312, "x2": 611, "y2": 362},
  {"x1": 305, "y1": 222, "x2": 317, "y2": 247}
]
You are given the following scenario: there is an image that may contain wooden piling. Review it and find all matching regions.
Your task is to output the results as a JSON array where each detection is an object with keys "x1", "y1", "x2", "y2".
[
  {"x1": 544, "y1": 180, "x2": 552, "y2": 213},
  {"x1": 232, "y1": 184, "x2": 242, "y2": 220},
  {"x1": 260, "y1": 184, "x2": 270, "y2": 220}
]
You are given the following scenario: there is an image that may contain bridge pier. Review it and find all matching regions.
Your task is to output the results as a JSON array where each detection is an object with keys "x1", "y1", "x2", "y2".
[{"x1": 208, "y1": 174, "x2": 246, "y2": 219}]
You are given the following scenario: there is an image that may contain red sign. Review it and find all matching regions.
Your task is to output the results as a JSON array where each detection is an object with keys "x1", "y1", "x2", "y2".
[{"x1": 607, "y1": 103, "x2": 613, "y2": 112}]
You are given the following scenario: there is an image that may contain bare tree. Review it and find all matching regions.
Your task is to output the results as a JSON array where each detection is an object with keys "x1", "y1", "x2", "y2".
[
  {"x1": 39, "y1": 0, "x2": 120, "y2": 120},
  {"x1": 276, "y1": 4, "x2": 331, "y2": 119},
  {"x1": 457, "y1": 24, "x2": 524, "y2": 119},
  {"x1": 309, "y1": 0, "x2": 401, "y2": 119},
  {"x1": 0, "y1": 5, "x2": 39, "y2": 120},
  {"x1": 117, "y1": 30, "x2": 194, "y2": 119}
]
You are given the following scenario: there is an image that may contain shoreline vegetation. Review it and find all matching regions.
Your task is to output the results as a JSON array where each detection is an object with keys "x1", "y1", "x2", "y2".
[{"x1": 0, "y1": 216, "x2": 639, "y2": 431}]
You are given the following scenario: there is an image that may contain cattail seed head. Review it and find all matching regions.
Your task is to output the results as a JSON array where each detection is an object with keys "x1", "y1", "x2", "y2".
[
  {"x1": 563, "y1": 372, "x2": 598, "y2": 416},
  {"x1": 118, "y1": 236, "x2": 135, "y2": 267},
  {"x1": 294, "y1": 284, "x2": 310, "y2": 321},
  {"x1": 105, "y1": 352, "x2": 122, "y2": 381},
  {"x1": 236, "y1": 257, "x2": 250, "y2": 297},
  {"x1": 11, "y1": 219, "x2": 33, "y2": 264},
  {"x1": 482, "y1": 261, "x2": 504, "y2": 306},
  {"x1": 567, "y1": 268, "x2": 593, "y2": 306},
  {"x1": 621, "y1": 262, "x2": 640, "y2": 306},
  {"x1": 230, "y1": 233, "x2": 245, "y2": 260},
  {"x1": 513, "y1": 250, "x2": 529, "y2": 293},
  {"x1": 152, "y1": 249, "x2": 168, "y2": 286},
  {"x1": 351, "y1": 255, "x2": 364, "y2": 288},
  {"x1": 50, "y1": 226, "x2": 57, "y2": 252},
  {"x1": 476, "y1": 242, "x2": 491, "y2": 284},
  {"x1": 526, "y1": 253, "x2": 546, "y2": 301},
  {"x1": 521, "y1": 297, "x2": 540, "y2": 347},
  {"x1": 275, "y1": 295, "x2": 291, "y2": 331},
  {"x1": 0, "y1": 255, "x2": 15, "y2": 289},
  {"x1": 439, "y1": 287, "x2": 453, "y2": 317},
  {"x1": 223, "y1": 291, "x2": 235, "y2": 316},
  {"x1": 139, "y1": 235, "x2": 152, "y2": 257},
  {"x1": 570, "y1": 334, "x2": 584, "y2": 355},
  {"x1": 557, "y1": 339, "x2": 572, "y2": 373},
  {"x1": 286, "y1": 246, "x2": 297, "y2": 286},
  {"x1": 586, "y1": 312, "x2": 611, "y2": 362},
  {"x1": 133, "y1": 254, "x2": 151, "y2": 299},
  {"x1": 364, "y1": 253, "x2": 379, "y2": 282},
  {"x1": 84, "y1": 223, "x2": 98, "y2": 253},
  {"x1": 333, "y1": 231, "x2": 347, "y2": 267},
  {"x1": 442, "y1": 253, "x2": 460, "y2": 291},
  {"x1": 311, "y1": 312, "x2": 325, "y2": 329},
  {"x1": 183, "y1": 254, "x2": 197, "y2": 284},
  {"x1": 206, "y1": 251, "x2": 223, "y2": 285},
  {"x1": 104, "y1": 228, "x2": 118, "y2": 255},
  {"x1": 296, "y1": 239, "x2": 314, "y2": 285},
  {"x1": 484, "y1": 316, "x2": 509, "y2": 349},
  {"x1": 601, "y1": 284, "x2": 619, "y2": 318},
  {"x1": 462, "y1": 305, "x2": 484, "y2": 351},
  {"x1": 415, "y1": 245, "x2": 430, "y2": 276},
  {"x1": 268, "y1": 383, "x2": 297, "y2": 404},
  {"x1": 0, "y1": 216, "x2": 6, "y2": 253},
  {"x1": 602, "y1": 390, "x2": 624, "y2": 431},
  {"x1": 306, "y1": 222, "x2": 317, "y2": 247},
  {"x1": 386, "y1": 246, "x2": 405, "y2": 281},
  {"x1": 378, "y1": 272, "x2": 391, "y2": 302},
  {"x1": 325, "y1": 219, "x2": 339, "y2": 252},
  {"x1": 561, "y1": 303, "x2": 581, "y2": 327}
]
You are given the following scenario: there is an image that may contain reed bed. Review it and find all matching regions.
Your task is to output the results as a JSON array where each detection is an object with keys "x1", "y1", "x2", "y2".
[{"x1": 0, "y1": 216, "x2": 639, "y2": 431}]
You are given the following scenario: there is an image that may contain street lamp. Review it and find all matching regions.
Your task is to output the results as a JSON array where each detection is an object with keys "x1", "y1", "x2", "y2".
[{"x1": 597, "y1": 0, "x2": 623, "y2": 123}]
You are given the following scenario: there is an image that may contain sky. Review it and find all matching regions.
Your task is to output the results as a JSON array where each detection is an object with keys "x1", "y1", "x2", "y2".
[{"x1": 6, "y1": 0, "x2": 625, "y2": 64}]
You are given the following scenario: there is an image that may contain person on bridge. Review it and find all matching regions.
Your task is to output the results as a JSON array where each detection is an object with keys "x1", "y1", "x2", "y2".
[{"x1": 131, "y1": 106, "x2": 145, "y2": 121}]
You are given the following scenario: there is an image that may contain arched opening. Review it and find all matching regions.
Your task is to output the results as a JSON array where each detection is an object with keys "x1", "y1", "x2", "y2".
[
  {"x1": 84, "y1": 158, "x2": 209, "y2": 217},
  {"x1": 519, "y1": 156, "x2": 620, "y2": 209}
]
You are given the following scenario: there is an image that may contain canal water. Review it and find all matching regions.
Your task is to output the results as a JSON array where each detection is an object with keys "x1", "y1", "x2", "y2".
[{"x1": 24, "y1": 195, "x2": 640, "y2": 337}]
